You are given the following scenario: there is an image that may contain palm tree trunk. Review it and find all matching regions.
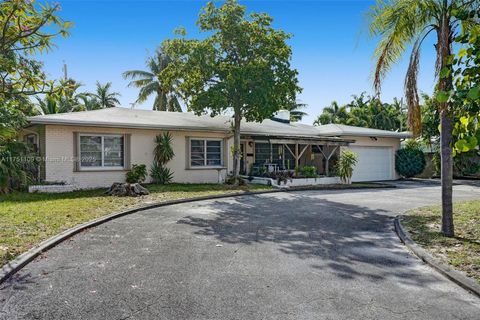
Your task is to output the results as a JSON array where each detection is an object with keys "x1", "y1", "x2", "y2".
[
  {"x1": 440, "y1": 110, "x2": 454, "y2": 236},
  {"x1": 437, "y1": 11, "x2": 454, "y2": 237}
]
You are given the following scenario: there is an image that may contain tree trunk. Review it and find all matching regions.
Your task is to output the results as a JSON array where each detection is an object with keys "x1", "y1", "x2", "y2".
[
  {"x1": 440, "y1": 110, "x2": 454, "y2": 236},
  {"x1": 232, "y1": 111, "x2": 242, "y2": 184},
  {"x1": 437, "y1": 13, "x2": 454, "y2": 237}
]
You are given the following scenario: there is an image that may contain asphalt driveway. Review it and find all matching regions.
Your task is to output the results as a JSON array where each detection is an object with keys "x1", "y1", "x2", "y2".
[{"x1": 1, "y1": 181, "x2": 480, "y2": 319}]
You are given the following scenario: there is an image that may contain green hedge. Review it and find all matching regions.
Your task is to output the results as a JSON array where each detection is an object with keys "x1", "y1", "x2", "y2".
[{"x1": 395, "y1": 148, "x2": 426, "y2": 178}]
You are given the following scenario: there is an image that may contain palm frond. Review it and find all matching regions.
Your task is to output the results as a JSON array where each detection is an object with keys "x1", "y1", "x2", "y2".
[
  {"x1": 369, "y1": 0, "x2": 433, "y2": 95},
  {"x1": 405, "y1": 36, "x2": 423, "y2": 135},
  {"x1": 137, "y1": 82, "x2": 161, "y2": 104},
  {"x1": 122, "y1": 70, "x2": 155, "y2": 81}
]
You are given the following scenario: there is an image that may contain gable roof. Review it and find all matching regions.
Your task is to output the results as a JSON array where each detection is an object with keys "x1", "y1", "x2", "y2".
[{"x1": 27, "y1": 107, "x2": 410, "y2": 139}]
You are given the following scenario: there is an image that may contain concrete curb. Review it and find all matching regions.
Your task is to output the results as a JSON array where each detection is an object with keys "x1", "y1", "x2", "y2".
[
  {"x1": 0, "y1": 183, "x2": 392, "y2": 285},
  {"x1": 394, "y1": 217, "x2": 480, "y2": 298}
]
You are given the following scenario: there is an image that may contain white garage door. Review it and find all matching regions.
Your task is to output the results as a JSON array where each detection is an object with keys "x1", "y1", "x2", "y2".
[{"x1": 348, "y1": 146, "x2": 393, "y2": 182}]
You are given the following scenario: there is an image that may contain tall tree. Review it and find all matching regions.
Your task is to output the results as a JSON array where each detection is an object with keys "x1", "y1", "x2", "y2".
[
  {"x1": 0, "y1": 0, "x2": 71, "y2": 98},
  {"x1": 89, "y1": 82, "x2": 120, "y2": 108},
  {"x1": 161, "y1": 0, "x2": 300, "y2": 182},
  {"x1": 314, "y1": 101, "x2": 348, "y2": 125},
  {"x1": 420, "y1": 93, "x2": 441, "y2": 152},
  {"x1": 77, "y1": 94, "x2": 101, "y2": 111},
  {"x1": 288, "y1": 102, "x2": 308, "y2": 122},
  {"x1": 451, "y1": 9, "x2": 480, "y2": 156},
  {"x1": 369, "y1": 0, "x2": 479, "y2": 236},
  {"x1": 35, "y1": 78, "x2": 83, "y2": 114},
  {"x1": 123, "y1": 49, "x2": 182, "y2": 112},
  {"x1": 314, "y1": 94, "x2": 406, "y2": 131}
]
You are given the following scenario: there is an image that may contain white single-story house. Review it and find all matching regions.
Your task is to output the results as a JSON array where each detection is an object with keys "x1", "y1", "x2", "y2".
[{"x1": 21, "y1": 107, "x2": 410, "y2": 189}]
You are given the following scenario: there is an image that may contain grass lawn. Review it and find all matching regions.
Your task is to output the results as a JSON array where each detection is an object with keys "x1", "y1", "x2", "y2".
[
  {"x1": 0, "y1": 183, "x2": 270, "y2": 267},
  {"x1": 401, "y1": 200, "x2": 480, "y2": 284}
]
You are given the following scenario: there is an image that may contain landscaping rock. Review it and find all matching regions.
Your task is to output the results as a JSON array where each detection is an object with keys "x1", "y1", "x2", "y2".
[{"x1": 105, "y1": 183, "x2": 149, "y2": 197}]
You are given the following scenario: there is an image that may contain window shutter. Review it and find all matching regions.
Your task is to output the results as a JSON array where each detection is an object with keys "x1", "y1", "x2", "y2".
[
  {"x1": 73, "y1": 132, "x2": 79, "y2": 172},
  {"x1": 124, "y1": 134, "x2": 131, "y2": 170}
]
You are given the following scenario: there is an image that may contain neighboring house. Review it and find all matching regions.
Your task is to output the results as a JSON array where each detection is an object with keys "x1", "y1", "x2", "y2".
[{"x1": 22, "y1": 107, "x2": 410, "y2": 189}]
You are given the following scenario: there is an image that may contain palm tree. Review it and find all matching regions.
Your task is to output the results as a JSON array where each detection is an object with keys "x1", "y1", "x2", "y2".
[
  {"x1": 89, "y1": 82, "x2": 120, "y2": 108},
  {"x1": 391, "y1": 97, "x2": 407, "y2": 132},
  {"x1": 369, "y1": 0, "x2": 478, "y2": 236},
  {"x1": 56, "y1": 78, "x2": 84, "y2": 112},
  {"x1": 123, "y1": 49, "x2": 182, "y2": 112},
  {"x1": 289, "y1": 102, "x2": 308, "y2": 122},
  {"x1": 314, "y1": 101, "x2": 348, "y2": 125},
  {"x1": 35, "y1": 93, "x2": 80, "y2": 115},
  {"x1": 77, "y1": 94, "x2": 101, "y2": 111}
]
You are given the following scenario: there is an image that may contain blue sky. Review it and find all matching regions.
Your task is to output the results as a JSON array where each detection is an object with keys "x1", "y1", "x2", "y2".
[{"x1": 42, "y1": 0, "x2": 438, "y2": 124}]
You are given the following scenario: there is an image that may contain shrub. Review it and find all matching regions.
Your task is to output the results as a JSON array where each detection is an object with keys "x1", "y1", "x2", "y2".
[
  {"x1": 225, "y1": 175, "x2": 246, "y2": 185},
  {"x1": 454, "y1": 150, "x2": 480, "y2": 177},
  {"x1": 0, "y1": 141, "x2": 38, "y2": 193},
  {"x1": 154, "y1": 132, "x2": 175, "y2": 165},
  {"x1": 403, "y1": 139, "x2": 422, "y2": 150},
  {"x1": 150, "y1": 163, "x2": 174, "y2": 184},
  {"x1": 294, "y1": 165, "x2": 317, "y2": 178},
  {"x1": 151, "y1": 131, "x2": 175, "y2": 184},
  {"x1": 432, "y1": 152, "x2": 441, "y2": 176},
  {"x1": 395, "y1": 148, "x2": 426, "y2": 178},
  {"x1": 337, "y1": 150, "x2": 358, "y2": 184},
  {"x1": 126, "y1": 164, "x2": 147, "y2": 183}
]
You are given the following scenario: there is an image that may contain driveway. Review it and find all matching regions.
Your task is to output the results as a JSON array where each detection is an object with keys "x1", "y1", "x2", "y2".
[{"x1": 1, "y1": 181, "x2": 480, "y2": 319}]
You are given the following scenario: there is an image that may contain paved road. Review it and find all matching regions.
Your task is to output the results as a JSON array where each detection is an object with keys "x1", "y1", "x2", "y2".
[{"x1": 1, "y1": 181, "x2": 480, "y2": 319}]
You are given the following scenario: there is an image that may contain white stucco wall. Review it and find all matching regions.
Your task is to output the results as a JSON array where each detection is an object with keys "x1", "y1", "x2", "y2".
[{"x1": 42, "y1": 125, "x2": 233, "y2": 189}]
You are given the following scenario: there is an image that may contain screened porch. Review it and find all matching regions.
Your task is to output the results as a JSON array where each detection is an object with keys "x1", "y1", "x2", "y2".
[{"x1": 240, "y1": 136, "x2": 352, "y2": 177}]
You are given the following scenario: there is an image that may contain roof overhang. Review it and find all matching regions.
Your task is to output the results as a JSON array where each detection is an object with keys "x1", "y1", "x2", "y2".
[
  {"x1": 243, "y1": 135, "x2": 354, "y2": 145},
  {"x1": 27, "y1": 118, "x2": 231, "y2": 134}
]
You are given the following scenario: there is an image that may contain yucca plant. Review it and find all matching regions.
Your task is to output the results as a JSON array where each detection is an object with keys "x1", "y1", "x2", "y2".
[
  {"x1": 154, "y1": 132, "x2": 175, "y2": 165},
  {"x1": 150, "y1": 162, "x2": 174, "y2": 184},
  {"x1": 151, "y1": 132, "x2": 175, "y2": 184},
  {"x1": 337, "y1": 150, "x2": 358, "y2": 185}
]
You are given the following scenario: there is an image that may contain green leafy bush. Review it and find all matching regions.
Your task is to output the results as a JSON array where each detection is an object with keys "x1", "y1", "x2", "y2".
[
  {"x1": 150, "y1": 163, "x2": 174, "y2": 184},
  {"x1": 295, "y1": 165, "x2": 317, "y2": 178},
  {"x1": 395, "y1": 148, "x2": 426, "y2": 178},
  {"x1": 454, "y1": 150, "x2": 480, "y2": 177},
  {"x1": 126, "y1": 164, "x2": 147, "y2": 183},
  {"x1": 404, "y1": 139, "x2": 422, "y2": 150},
  {"x1": 337, "y1": 150, "x2": 358, "y2": 184},
  {"x1": 0, "y1": 141, "x2": 38, "y2": 193}
]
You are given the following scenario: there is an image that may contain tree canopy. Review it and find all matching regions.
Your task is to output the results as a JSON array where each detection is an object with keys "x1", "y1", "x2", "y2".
[
  {"x1": 451, "y1": 7, "x2": 480, "y2": 155},
  {"x1": 123, "y1": 49, "x2": 182, "y2": 112},
  {"x1": 368, "y1": 0, "x2": 480, "y2": 237},
  {"x1": 314, "y1": 93, "x2": 407, "y2": 132},
  {"x1": 0, "y1": 0, "x2": 71, "y2": 98},
  {"x1": 160, "y1": 0, "x2": 301, "y2": 180}
]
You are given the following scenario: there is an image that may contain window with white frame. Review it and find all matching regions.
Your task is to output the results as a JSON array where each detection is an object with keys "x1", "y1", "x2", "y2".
[
  {"x1": 80, "y1": 135, "x2": 124, "y2": 168},
  {"x1": 190, "y1": 138, "x2": 223, "y2": 167}
]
